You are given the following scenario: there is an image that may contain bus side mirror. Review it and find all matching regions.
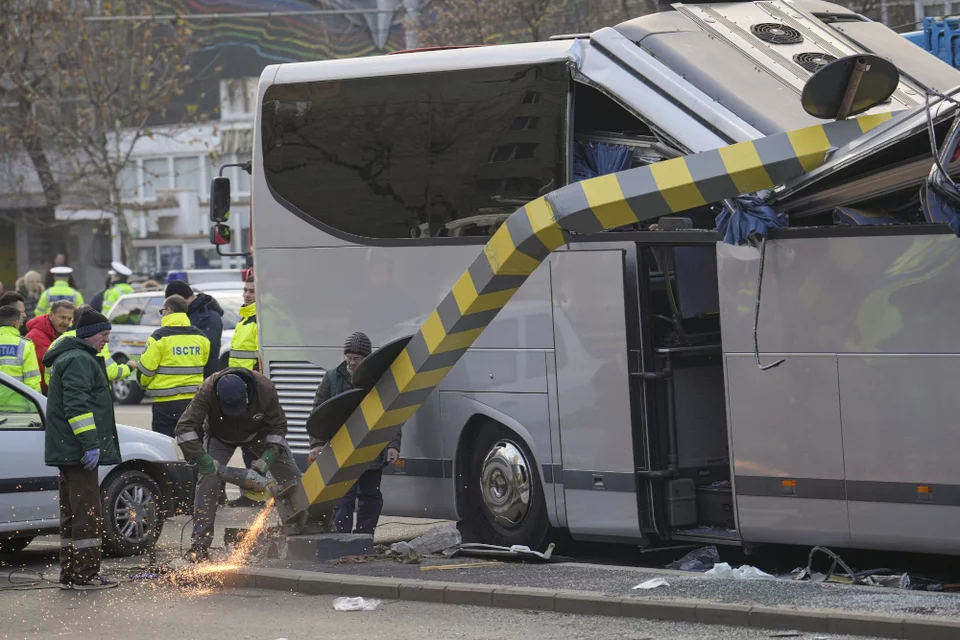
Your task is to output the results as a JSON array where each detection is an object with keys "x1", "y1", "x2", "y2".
[
  {"x1": 210, "y1": 176, "x2": 231, "y2": 222},
  {"x1": 210, "y1": 223, "x2": 232, "y2": 246}
]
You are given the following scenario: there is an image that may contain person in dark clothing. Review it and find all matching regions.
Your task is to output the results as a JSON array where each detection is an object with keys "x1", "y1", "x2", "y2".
[
  {"x1": 308, "y1": 332, "x2": 401, "y2": 535},
  {"x1": 43, "y1": 253, "x2": 76, "y2": 289},
  {"x1": 43, "y1": 310, "x2": 120, "y2": 590},
  {"x1": 175, "y1": 368, "x2": 305, "y2": 561},
  {"x1": 165, "y1": 279, "x2": 224, "y2": 379},
  {"x1": 89, "y1": 275, "x2": 111, "y2": 313}
]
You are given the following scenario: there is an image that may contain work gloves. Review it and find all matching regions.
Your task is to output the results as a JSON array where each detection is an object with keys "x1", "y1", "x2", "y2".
[
  {"x1": 251, "y1": 449, "x2": 278, "y2": 477},
  {"x1": 197, "y1": 453, "x2": 217, "y2": 476},
  {"x1": 81, "y1": 449, "x2": 100, "y2": 471}
]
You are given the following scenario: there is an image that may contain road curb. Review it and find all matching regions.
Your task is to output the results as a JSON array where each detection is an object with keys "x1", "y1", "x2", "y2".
[{"x1": 226, "y1": 567, "x2": 960, "y2": 639}]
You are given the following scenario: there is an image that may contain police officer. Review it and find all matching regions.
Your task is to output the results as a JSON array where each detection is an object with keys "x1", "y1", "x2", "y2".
[
  {"x1": 101, "y1": 262, "x2": 134, "y2": 315},
  {"x1": 229, "y1": 276, "x2": 259, "y2": 370},
  {"x1": 45, "y1": 304, "x2": 137, "y2": 388},
  {"x1": 35, "y1": 266, "x2": 83, "y2": 316},
  {"x1": 0, "y1": 305, "x2": 41, "y2": 410},
  {"x1": 137, "y1": 295, "x2": 209, "y2": 438}
]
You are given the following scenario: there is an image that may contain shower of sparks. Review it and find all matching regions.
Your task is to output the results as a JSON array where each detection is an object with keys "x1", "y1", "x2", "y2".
[{"x1": 167, "y1": 498, "x2": 276, "y2": 595}]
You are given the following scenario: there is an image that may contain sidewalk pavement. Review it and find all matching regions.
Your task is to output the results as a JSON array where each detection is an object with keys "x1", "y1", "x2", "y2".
[{"x1": 222, "y1": 554, "x2": 960, "y2": 639}]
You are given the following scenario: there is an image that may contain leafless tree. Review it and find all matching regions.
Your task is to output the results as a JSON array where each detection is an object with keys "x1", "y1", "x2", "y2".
[
  {"x1": 420, "y1": 0, "x2": 654, "y2": 47},
  {"x1": 0, "y1": 1, "x2": 200, "y2": 269}
]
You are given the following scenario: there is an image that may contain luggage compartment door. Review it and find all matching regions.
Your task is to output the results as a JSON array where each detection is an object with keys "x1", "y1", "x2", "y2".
[{"x1": 550, "y1": 249, "x2": 644, "y2": 541}]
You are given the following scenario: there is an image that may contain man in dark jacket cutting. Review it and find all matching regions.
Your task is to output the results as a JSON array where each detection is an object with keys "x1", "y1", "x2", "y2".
[
  {"x1": 175, "y1": 367, "x2": 301, "y2": 562},
  {"x1": 165, "y1": 279, "x2": 224, "y2": 379},
  {"x1": 43, "y1": 310, "x2": 119, "y2": 590},
  {"x1": 308, "y1": 332, "x2": 401, "y2": 535}
]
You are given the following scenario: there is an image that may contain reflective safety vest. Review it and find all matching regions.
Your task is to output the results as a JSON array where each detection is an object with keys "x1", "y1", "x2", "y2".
[
  {"x1": 136, "y1": 312, "x2": 209, "y2": 403},
  {"x1": 102, "y1": 282, "x2": 135, "y2": 315},
  {"x1": 44, "y1": 329, "x2": 133, "y2": 386},
  {"x1": 228, "y1": 302, "x2": 259, "y2": 370},
  {"x1": 0, "y1": 325, "x2": 41, "y2": 411},
  {"x1": 35, "y1": 280, "x2": 84, "y2": 316}
]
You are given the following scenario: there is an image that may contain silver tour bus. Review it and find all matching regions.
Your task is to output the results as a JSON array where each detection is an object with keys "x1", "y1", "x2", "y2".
[{"x1": 216, "y1": 0, "x2": 960, "y2": 554}]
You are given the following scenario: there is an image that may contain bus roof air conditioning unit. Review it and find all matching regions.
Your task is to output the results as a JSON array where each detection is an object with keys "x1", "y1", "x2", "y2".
[
  {"x1": 750, "y1": 23, "x2": 804, "y2": 45},
  {"x1": 794, "y1": 52, "x2": 837, "y2": 73}
]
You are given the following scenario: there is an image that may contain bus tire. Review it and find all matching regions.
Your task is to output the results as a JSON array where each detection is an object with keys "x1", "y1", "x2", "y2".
[{"x1": 461, "y1": 424, "x2": 550, "y2": 550}]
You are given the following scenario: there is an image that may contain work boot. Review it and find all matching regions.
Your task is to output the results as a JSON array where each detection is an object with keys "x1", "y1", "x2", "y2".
[
  {"x1": 227, "y1": 495, "x2": 264, "y2": 508},
  {"x1": 58, "y1": 574, "x2": 73, "y2": 590},
  {"x1": 73, "y1": 574, "x2": 118, "y2": 591},
  {"x1": 185, "y1": 545, "x2": 209, "y2": 564}
]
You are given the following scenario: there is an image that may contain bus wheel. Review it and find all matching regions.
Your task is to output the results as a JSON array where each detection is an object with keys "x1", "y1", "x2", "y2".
[{"x1": 462, "y1": 425, "x2": 550, "y2": 550}]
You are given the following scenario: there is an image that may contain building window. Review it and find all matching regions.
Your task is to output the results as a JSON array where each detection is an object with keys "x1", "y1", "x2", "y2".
[
  {"x1": 142, "y1": 158, "x2": 170, "y2": 200},
  {"x1": 136, "y1": 247, "x2": 158, "y2": 274},
  {"x1": 508, "y1": 116, "x2": 540, "y2": 131},
  {"x1": 159, "y1": 246, "x2": 183, "y2": 271},
  {"x1": 174, "y1": 157, "x2": 200, "y2": 191}
]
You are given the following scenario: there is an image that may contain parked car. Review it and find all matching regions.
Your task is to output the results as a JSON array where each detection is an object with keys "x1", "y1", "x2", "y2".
[
  {"x1": 0, "y1": 371, "x2": 195, "y2": 556},
  {"x1": 105, "y1": 287, "x2": 243, "y2": 405}
]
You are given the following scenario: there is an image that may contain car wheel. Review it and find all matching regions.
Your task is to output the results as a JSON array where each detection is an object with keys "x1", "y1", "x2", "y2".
[
  {"x1": 460, "y1": 424, "x2": 551, "y2": 550},
  {"x1": 0, "y1": 536, "x2": 32, "y2": 555},
  {"x1": 101, "y1": 470, "x2": 163, "y2": 557},
  {"x1": 111, "y1": 355, "x2": 145, "y2": 405}
]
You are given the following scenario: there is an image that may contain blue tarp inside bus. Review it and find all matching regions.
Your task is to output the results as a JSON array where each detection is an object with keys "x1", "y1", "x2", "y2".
[
  {"x1": 715, "y1": 195, "x2": 788, "y2": 246},
  {"x1": 572, "y1": 142, "x2": 633, "y2": 182}
]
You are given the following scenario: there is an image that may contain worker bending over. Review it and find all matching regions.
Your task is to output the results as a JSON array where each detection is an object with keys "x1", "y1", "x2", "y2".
[{"x1": 175, "y1": 367, "x2": 302, "y2": 562}]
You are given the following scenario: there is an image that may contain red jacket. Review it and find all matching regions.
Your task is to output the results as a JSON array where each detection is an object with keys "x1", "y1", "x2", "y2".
[{"x1": 25, "y1": 315, "x2": 58, "y2": 394}]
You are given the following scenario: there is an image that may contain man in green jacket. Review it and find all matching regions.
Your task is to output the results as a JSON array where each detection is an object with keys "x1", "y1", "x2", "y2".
[
  {"x1": 308, "y1": 332, "x2": 401, "y2": 535},
  {"x1": 43, "y1": 310, "x2": 120, "y2": 591}
]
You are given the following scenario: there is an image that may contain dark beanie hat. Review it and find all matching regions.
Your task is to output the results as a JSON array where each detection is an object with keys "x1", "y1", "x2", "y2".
[
  {"x1": 216, "y1": 373, "x2": 249, "y2": 417},
  {"x1": 343, "y1": 332, "x2": 372, "y2": 357},
  {"x1": 76, "y1": 310, "x2": 112, "y2": 339},
  {"x1": 165, "y1": 279, "x2": 193, "y2": 299}
]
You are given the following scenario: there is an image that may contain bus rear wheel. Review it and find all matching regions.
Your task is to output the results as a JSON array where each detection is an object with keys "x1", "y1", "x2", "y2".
[{"x1": 460, "y1": 425, "x2": 550, "y2": 550}]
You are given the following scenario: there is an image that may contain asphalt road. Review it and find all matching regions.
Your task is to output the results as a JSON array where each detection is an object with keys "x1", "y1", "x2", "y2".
[{"x1": 0, "y1": 585, "x2": 881, "y2": 640}]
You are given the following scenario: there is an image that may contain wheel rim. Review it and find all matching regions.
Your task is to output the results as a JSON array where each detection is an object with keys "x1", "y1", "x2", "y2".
[
  {"x1": 479, "y1": 439, "x2": 532, "y2": 529},
  {"x1": 113, "y1": 379, "x2": 131, "y2": 401},
  {"x1": 113, "y1": 483, "x2": 156, "y2": 545}
]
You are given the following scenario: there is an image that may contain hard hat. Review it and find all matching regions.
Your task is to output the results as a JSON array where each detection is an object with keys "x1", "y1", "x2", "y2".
[
  {"x1": 110, "y1": 261, "x2": 132, "y2": 277},
  {"x1": 50, "y1": 266, "x2": 73, "y2": 275}
]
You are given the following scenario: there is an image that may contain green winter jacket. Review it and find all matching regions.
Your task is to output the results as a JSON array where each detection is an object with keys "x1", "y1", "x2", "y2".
[{"x1": 43, "y1": 336, "x2": 120, "y2": 467}]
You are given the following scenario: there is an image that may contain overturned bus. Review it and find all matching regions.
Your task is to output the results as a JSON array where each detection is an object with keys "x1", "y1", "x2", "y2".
[{"x1": 230, "y1": 0, "x2": 960, "y2": 554}]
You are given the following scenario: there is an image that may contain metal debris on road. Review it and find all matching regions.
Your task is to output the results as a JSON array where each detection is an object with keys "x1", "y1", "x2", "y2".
[
  {"x1": 450, "y1": 542, "x2": 556, "y2": 563},
  {"x1": 419, "y1": 561, "x2": 503, "y2": 571}
]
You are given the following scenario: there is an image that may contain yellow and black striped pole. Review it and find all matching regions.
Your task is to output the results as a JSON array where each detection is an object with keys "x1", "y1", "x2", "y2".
[{"x1": 299, "y1": 112, "x2": 894, "y2": 508}]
